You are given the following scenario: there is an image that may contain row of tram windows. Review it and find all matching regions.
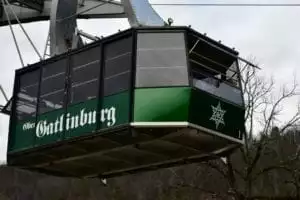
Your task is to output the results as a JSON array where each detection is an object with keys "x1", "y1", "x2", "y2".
[
  {"x1": 15, "y1": 36, "x2": 133, "y2": 121},
  {"x1": 14, "y1": 31, "x2": 243, "y2": 121}
]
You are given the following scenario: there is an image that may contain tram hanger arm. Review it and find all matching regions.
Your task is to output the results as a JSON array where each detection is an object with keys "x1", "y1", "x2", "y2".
[{"x1": 0, "y1": 0, "x2": 126, "y2": 26}]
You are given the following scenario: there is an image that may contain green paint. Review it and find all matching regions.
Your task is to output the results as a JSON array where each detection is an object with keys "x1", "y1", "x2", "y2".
[
  {"x1": 189, "y1": 89, "x2": 245, "y2": 140},
  {"x1": 65, "y1": 99, "x2": 98, "y2": 139},
  {"x1": 8, "y1": 118, "x2": 36, "y2": 152},
  {"x1": 9, "y1": 87, "x2": 245, "y2": 154},
  {"x1": 133, "y1": 87, "x2": 190, "y2": 122},
  {"x1": 35, "y1": 109, "x2": 65, "y2": 146},
  {"x1": 101, "y1": 92, "x2": 130, "y2": 129},
  {"x1": 8, "y1": 91, "x2": 130, "y2": 153},
  {"x1": 133, "y1": 87, "x2": 244, "y2": 140}
]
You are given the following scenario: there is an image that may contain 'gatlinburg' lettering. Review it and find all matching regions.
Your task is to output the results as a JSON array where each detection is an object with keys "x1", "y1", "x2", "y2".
[{"x1": 26, "y1": 107, "x2": 116, "y2": 138}]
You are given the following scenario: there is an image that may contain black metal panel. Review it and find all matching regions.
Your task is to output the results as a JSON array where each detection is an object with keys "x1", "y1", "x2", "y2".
[
  {"x1": 129, "y1": 30, "x2": 137, "y2": 123},
  {"x1": 183, "y1": 30, "x2": 193, "y2": 86}
]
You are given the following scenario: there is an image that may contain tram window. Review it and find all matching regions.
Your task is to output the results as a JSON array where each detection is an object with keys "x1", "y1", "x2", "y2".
[
  {"x1": 38, "y1": 59, "x2": 67, "y2": 114},
  {"x1": 15, "y1": 69, "x2": 40, "y2": 121},
  {"x1": 136, "y1": 32, "x2": 189, "y2": 88},
  {"x1": 188, "y1": 33, "x2": 243, "y2": 106},
  {"x1": 70, "y1": 46, "x2": 101, "y2": 104},
  {"x1": 103, "y1": 36, "x2": 132, "y2": 96}
]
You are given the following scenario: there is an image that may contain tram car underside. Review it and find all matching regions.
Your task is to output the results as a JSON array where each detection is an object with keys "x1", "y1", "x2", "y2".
[{"x1": 4, "y1": 27, "x2": 245, "y2": 178}]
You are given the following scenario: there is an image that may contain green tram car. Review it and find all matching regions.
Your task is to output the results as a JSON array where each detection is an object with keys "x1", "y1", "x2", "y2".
[{"x1": 5, "y1": 27, "x2": 245, "y2": 178}]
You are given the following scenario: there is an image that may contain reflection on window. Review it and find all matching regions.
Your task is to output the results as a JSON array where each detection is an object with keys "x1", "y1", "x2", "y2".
[
  {"x1": 136, "y1": 32, "x2": 189, "y2": 87},
  {"x1": 38, "y1": 59, "x2": 67, "y2": 114},
  {"x1": 193, "y1": 78, "x2": 243, "y2": 106},
  {"x1": 70, "y1": 47, "x2": 101, "y2": 104},
  {"x1": 226, "y1": 61, "x2": 240, "y2": 87},
  {"x1": 104, "y1": 36, "x2": 132, "y2": 96},
  {"x1": 15, "y1": 69, "x2": 40, "y2": 120},
  {"x1": 188, "y1": 33, "x2": 243, "y2": 106}
]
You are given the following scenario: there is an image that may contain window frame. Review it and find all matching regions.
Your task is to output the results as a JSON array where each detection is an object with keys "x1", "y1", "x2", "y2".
[
  {"x1": 67, "y1": 45, "x2": 102, "y2": 105},
  {"x1": 102, "y1": 34, "x2": 134, "y2": 97},
  {"x1": 186, "y1": 30, "x2": 245, "y2": 108},
  {"x1": 37, "y1": 57, "x2": 68, "y2": 115},
  {"x1": 14, "y1": 68, "x2": 41, "y2": 121}
]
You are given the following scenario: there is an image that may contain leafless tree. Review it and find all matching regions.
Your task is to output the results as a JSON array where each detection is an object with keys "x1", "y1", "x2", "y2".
[{"x1": 171, "y1": 60, "x2": 300, "y2": 200}]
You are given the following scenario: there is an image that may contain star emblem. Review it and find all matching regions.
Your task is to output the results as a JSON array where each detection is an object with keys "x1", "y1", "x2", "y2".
[{"x1": 210, "y1": 102, "x2": 226, "y2": 129}]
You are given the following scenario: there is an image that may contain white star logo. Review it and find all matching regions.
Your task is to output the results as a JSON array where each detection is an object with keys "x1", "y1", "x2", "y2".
[{"x1": 210, "y1": 102, "x2": 226, "y2": 129}]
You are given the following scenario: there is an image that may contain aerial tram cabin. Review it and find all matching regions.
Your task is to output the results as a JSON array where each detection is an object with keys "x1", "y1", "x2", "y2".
[{"x1": 4, "y1": 26, "x2": 245, "y2": 178}]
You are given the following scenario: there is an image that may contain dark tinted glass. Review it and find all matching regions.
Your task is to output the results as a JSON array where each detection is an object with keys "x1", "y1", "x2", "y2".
[
  {"x1": 103, "y1": 37, "x2": 132, "y2": 96},
  {"x1": 38, "y1": 59, "x2": 67, "y2": 114},
  {"x1": 70, "y1": 46, "x2": 101, "y2": 104},
  {"x1": 136, "y1": 32, "x2": 189, "y2": 87},
  {"x1": 15, "y1": 69, "x2": 40, "y2": 120}
]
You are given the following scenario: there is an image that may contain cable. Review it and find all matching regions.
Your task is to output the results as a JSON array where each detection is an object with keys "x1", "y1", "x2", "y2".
[
  {"x1": 43, "y1": 30, "x2": 50, "y2": 59},
  {"x1": 0, "y1": 85, "x2": 8, "y2": 102},
  {"x1": 151, "y1": 3, "x2": 300, "y2": 7},
  {"x1": 1, "y1": 0, "x2": 25, "y2": 68},
  {"x1": 4, "y1": 0, "x2": 42, "y2": 60}
]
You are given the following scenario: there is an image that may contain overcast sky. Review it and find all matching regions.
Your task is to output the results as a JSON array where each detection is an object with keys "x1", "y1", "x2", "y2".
[{"x1": 0, "y1": 0, "x2": 300, "y2": 161}]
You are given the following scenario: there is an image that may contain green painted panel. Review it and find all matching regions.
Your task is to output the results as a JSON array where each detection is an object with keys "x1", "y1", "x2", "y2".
[
  {"x1": 100, "y1": 91, "x2": 130, "y2": 129},
  {"x1": 35, "y1": 109, "x2": 65, "y2": 146},
  {"x1": 9, "y1": 91, "x2": 130, "y2": 153},
  {"x1": 8, "y1": 118, "x2": 36, "y2": 152},
  {"x1": 189, "y1": 89, "x2": 245, "y2": 140},
  {"x1": 65, "y1": 99, "x2": 98, "y2": 139},
  {"x1": 134, "y1": 87, "x2": 190, "y2": 122}
]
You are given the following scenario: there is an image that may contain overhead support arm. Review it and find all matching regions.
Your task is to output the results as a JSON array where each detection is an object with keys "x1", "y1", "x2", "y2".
[
  {"x1": 1, "y1": 0, "x2": 166, "y2": 56},
  {"x1": 49, "y1": 0, "x2": 83, "y2": 56},
  {"x1": 121, "y1": 0, "x2": 165, "y2": 26},
  {"x1": 49, "y1": 0, "x2": 166, "y2": 56},
  {"x1": 0, "y1": 0, "x2": 126, "y2": 26}
]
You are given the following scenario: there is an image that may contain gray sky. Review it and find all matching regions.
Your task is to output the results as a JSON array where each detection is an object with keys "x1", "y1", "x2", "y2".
[{"x1": 0, "y1": 0, "x2": 300, "y2": 161}]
